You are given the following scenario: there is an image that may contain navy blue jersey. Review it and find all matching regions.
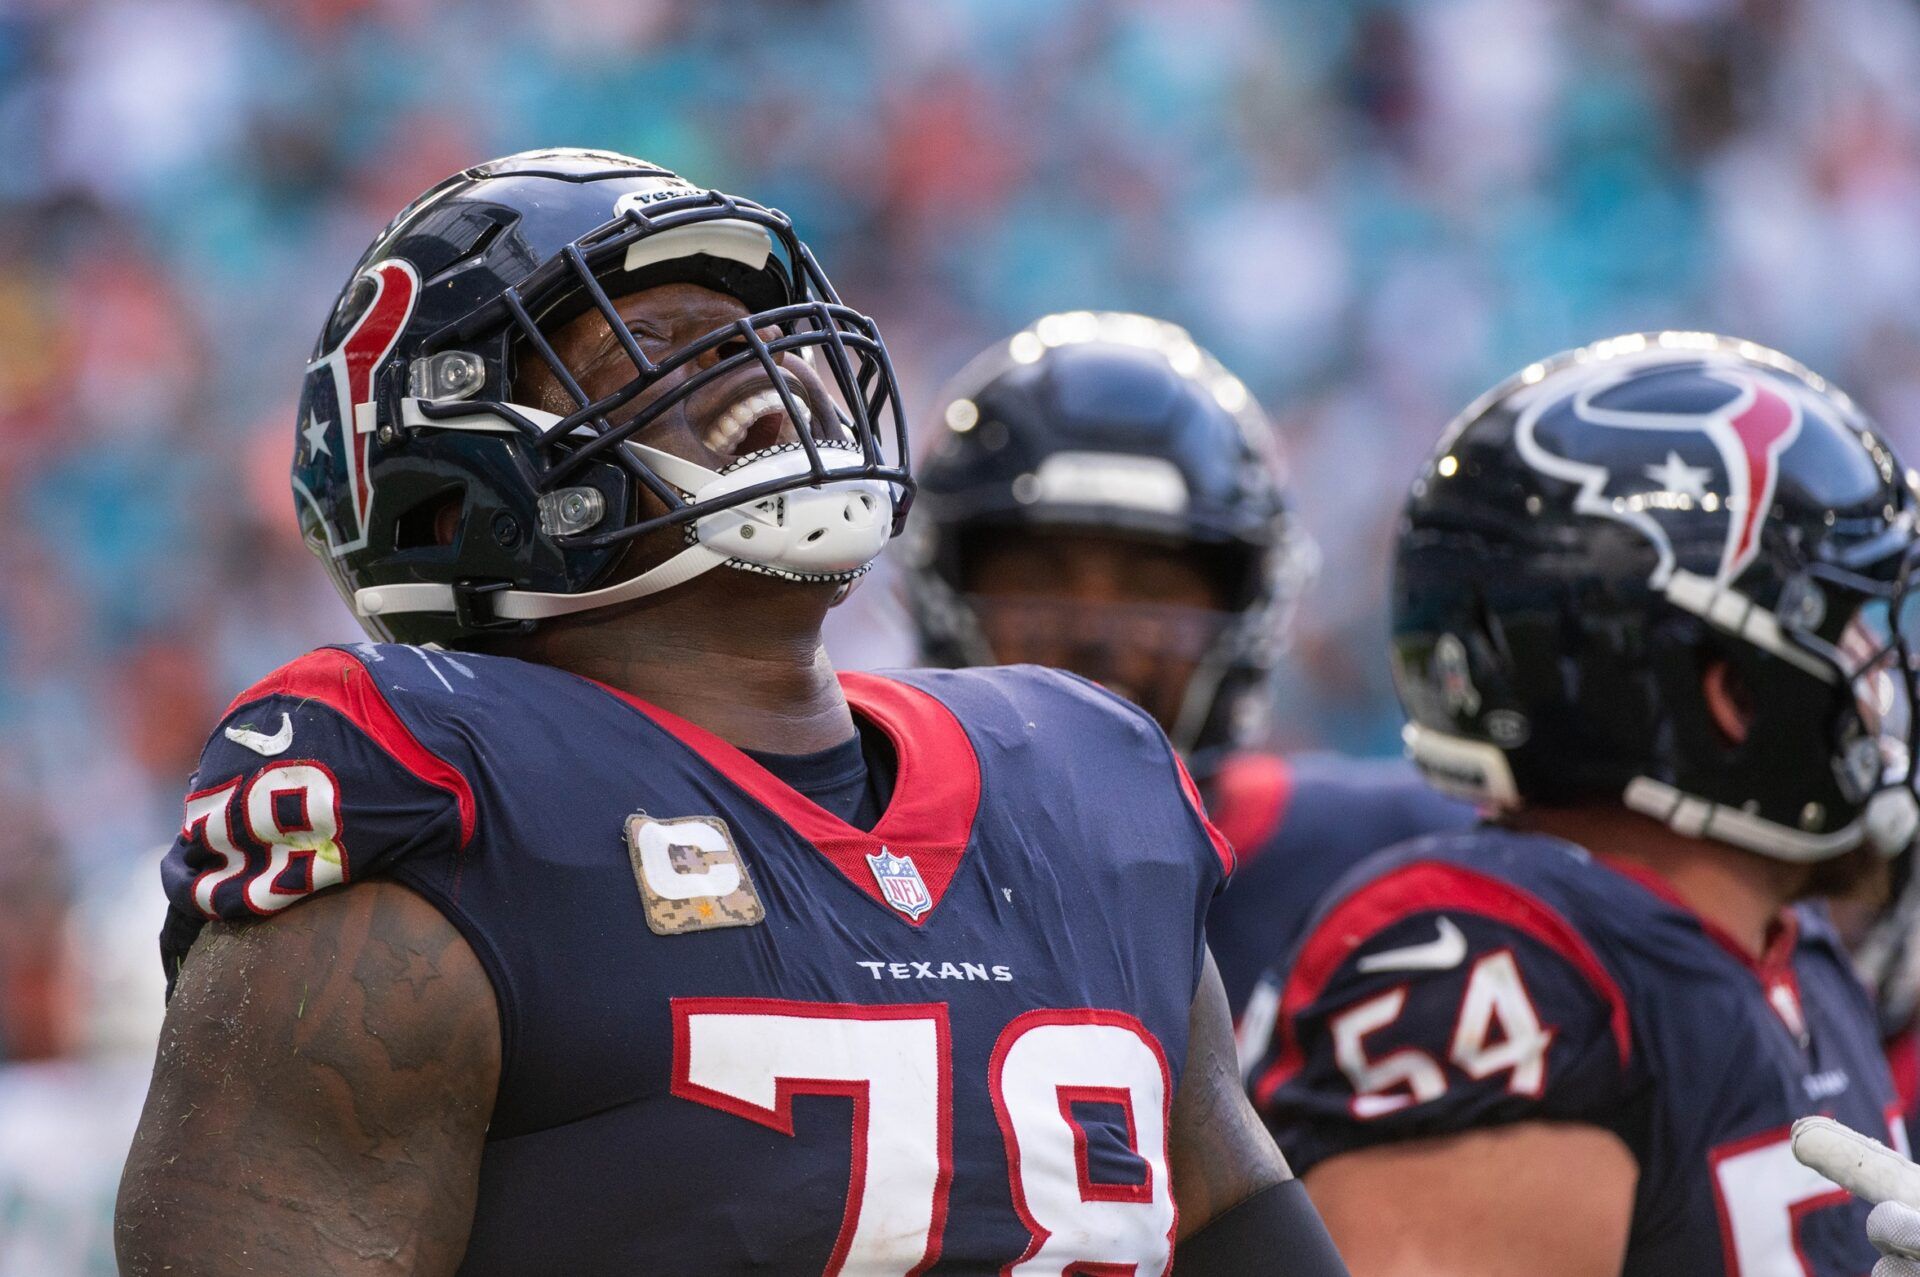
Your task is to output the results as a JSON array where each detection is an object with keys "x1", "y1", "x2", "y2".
[
  {"x1": 1200, "y1": 752, "x2": 1474, "y2": 1022},
  {"x1": 159, "y1": 645, "x2": 1231, "y2": 1276},
  {"x1": 1249, "y1": 827, "x2": 1905, "y2": 1276}
]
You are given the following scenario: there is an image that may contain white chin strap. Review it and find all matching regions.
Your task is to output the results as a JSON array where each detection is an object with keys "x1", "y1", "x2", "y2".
[
  {"x1": 1406, "y1": 723, "x2": 1920, "y2": 862},
  {"x1": 354, "y1": 437, "x2": 892, "y2": 625},
  {"x1": 1623, "y1": 775, "x2": 1919, "y2": 862}
]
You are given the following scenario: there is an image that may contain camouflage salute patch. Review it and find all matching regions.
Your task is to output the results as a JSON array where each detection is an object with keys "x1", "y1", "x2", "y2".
[{"x1": 625, "y1": 814, "x2": 766, "y2": 935}]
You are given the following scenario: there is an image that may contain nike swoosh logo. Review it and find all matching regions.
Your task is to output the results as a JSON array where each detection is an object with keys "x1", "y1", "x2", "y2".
[
  {"x1": 1356, "y1": 916, "x2": 1467, "y2": 974},
  {"x1": 225, "y1": 712, "x2": 294, "y2": 756}
]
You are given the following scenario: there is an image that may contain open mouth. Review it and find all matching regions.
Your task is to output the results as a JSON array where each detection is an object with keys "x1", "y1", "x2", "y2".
[{"x1": 700, "y1": 375, "x2": 814, "y2": 458}]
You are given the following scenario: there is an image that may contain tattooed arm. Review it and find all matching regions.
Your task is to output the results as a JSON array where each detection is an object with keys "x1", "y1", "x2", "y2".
[
  {"x1": 1170, "y1": 948, "x2": 1293, "y2": 1232},
  {"x1": 116, "y1": 880, "x2": 500, "y2": 1276}
]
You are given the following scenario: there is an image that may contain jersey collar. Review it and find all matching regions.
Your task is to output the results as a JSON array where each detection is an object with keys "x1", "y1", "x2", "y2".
[
  {"x1": 1599, "y1": 855, "x2": 1808, "y2": 1041},
  {"x1": 1598, "y1": 856, "x2": 1799, "y2": 975},
  {"x1": 590, "y1": 671, "x2": 982, "y2": 927}
]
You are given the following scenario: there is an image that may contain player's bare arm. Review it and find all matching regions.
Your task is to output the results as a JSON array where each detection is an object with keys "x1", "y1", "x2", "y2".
[
  {"x1": 1303, "y1": 1122, "x2": 1636, "y2": 1277},
  {"x1": 116, "y1": 880, "x2": 497, "y2": 1276},
  {"x1": 126, "y1": 152, "x2": 1339, "y2": 1273},
  {"x1": 1172, "y1": 950, "x2": 1291, "y2": 1232},
  {"x1": 1172, "y1": 952, "x2": 1349, "y2": 1272}
]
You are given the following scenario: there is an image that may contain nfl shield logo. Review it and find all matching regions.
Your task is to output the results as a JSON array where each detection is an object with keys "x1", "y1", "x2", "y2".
[{"x1": 866, "y1": 848, "x2": 933, "y2": 920}]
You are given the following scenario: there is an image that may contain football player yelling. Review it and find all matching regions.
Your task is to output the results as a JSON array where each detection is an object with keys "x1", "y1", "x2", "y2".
[
  {"x1": 114, "y1": 151, "x2": 1347, "y2": 1276},
  {"x1": 906, "y1": 314, "x2": 1472, "y2": 1034},
  {"x1": 1251, "y1": 333, "x2": 1920, "y2": 1276}
]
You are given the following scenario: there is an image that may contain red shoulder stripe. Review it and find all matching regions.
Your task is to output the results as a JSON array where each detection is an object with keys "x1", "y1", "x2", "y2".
[
  {"x1": 1205, "y1": 753, "x2": 1294, "y2": 863},
  {"x1": 1174, "y1": 754, "x2": 1235, "y2": 878},
  {"x1": 1253, "y1": 859, "x2": 1630, "y2": 1105},
  {"x1": 226, "y1": 648, "x2": 476, "y2": 845}
]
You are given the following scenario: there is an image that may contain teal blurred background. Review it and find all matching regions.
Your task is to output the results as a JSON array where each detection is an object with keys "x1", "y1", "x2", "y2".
[{"x1": 6, "y1": 0, "x2": 1920, "y2": 1269}]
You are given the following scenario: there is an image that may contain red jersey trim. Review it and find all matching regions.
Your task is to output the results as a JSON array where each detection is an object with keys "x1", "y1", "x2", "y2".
[
  {"x1": 1173, "y1": 754, "x2": 1235, "y2": 878},
  {"x1": 1203, "y1": 753, "x2": 1294, "y2": 864},
  {"x1": 670, "y1": 997, "x2": 954, "y2": 1276},
  {"x1": 1890, "y1": 1034, "x2": 1920, "y2": 1132},
  {"x1": 591, "y1": 671, "x2": 982, "y2": 927},
  {"x1": 1707, "y1": 1122, "x2": 1849, "y2": 1276},
  {"x1": 1254, "y1": 859, "x2": 1631, "y2": 1106},
  {"x1": 225, "y1": 648, "x2": 476, "y2": 845},
  {"x1": 988, "y1": 1007, "x2": 1178, "y2": 1272},
  {"x1": 1598, "y1": 857, "x2": 1808, "y2": 1039},
  {"x1": 1599, "y1": 857, "x2": 1799, "y2": 978}
]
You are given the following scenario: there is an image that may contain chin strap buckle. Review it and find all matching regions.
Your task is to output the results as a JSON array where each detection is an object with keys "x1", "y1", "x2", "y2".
[{"x1": 452, "y1": 578, "x2": 536, "y2": 634}]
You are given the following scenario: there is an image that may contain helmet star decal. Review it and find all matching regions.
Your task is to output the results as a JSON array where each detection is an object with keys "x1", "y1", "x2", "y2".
[
  {"x1": 294, "y1": 258, "x2": 419, "y2": 556},
  {"x1": 1398, "y1": 332, "x2": 1920, "y2": 865},
  {"x1": 289, "y1": 151, "x2": 913, "y2": 647},
  {"x1": 1643, "y1": 451, "x2": 1709, "y2": 502},
  {"x1": 1514, "y1": 361, "x2": 1802, "y2": 591}
]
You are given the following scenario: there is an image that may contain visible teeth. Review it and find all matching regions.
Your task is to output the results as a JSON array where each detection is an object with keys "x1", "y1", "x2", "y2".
[{"x1": 704, "y1": 385, "x2": 811, "y2": 454}]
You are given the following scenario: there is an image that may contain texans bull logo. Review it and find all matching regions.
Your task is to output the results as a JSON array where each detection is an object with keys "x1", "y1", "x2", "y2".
[
  {"x1": 292, "y1": 258, "x2": 420, "y2": 556},
  {"x1": 1513, "y1": 362, "x2": 1803, "y2": 591}
]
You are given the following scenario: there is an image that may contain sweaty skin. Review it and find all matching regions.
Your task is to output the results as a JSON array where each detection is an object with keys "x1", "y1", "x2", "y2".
[
  {"x1": 502, "y1": 281, "x2": 864, "y2": 755},
  {"x1": 119, "y1": 893, "x2": 1282, "y2": 1270},
  {"x1": 117, "y1": 282, "x2": 1296, "y2": 1272},
  {"x1": 116, "y1": 881, "x2": 496, "y2": 1276}
]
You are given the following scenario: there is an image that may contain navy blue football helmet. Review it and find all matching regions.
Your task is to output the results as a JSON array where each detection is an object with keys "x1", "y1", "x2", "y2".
[
  {"x1": 905, "y1": 312, "x2": 1313, "y2": 762},
  {"x1": 293, "y1": 148, "x2": 911, "y2": 647},
  {"x1": 1394, "y1": 332, "x2": 1920, "y2": 862}
]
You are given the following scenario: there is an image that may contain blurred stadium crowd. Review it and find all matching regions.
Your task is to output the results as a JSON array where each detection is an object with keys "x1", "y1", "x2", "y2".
[{"x1": 6, "y1": 0, "x2": 1920, "y2": 1267}]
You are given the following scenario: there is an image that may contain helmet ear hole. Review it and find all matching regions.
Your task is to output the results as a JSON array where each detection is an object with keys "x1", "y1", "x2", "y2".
[
  {"x1": 393, "y1": 486, "x2": 467, "y2": 551},
  {"x1": 1701, "y1": 657, "x2": 1755, "y2": 746}
]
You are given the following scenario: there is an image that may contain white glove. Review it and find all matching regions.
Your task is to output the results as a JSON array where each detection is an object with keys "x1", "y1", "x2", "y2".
[
  {"x1": 1869, "y1": 1201, "x2": 1920, "y2": 1275},
  {"x1": 1792, "y1": 1117, "x2": 1920, "y2": 1275}
]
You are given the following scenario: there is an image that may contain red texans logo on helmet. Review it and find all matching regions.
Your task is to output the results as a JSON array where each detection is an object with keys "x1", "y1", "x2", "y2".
[
  {"x1": 294, "y1": 258, "x2": 420, "y2": 556},
  {"x1": 1513, "y1": 361, "x2": 1804, "y2": 590}
]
